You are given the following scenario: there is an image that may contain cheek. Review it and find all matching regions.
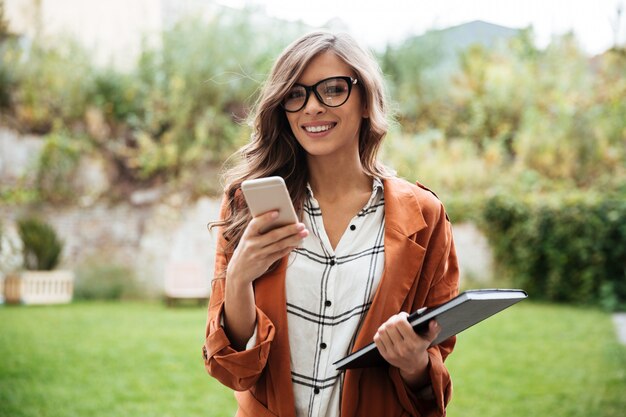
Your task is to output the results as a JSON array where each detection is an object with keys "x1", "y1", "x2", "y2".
[{"x1": 286, "y1": 115, "x2": 299, "y2": 134}]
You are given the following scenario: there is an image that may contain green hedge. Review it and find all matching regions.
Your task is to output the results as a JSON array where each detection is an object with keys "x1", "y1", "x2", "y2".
[{"x1": 481, "y1": 192, "x2": 626, "y2": 310}]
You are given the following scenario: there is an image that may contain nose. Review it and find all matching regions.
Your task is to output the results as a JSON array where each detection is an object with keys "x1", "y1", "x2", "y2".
[{"x1": 303, "y1": 92, "x2": 326, "y2": 115}]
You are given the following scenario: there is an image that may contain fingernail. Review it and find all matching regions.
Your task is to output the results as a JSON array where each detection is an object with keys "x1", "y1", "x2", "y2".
[
  {"x1": 271, "y1": 211, "x2": 279, "y2": 218},
  {"x1": 296, "y1": 223, "x2": 305, "y2": 231}
]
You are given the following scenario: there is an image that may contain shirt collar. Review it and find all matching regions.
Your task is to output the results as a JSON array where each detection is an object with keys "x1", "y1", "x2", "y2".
[{"x1": 305, "y1": 177, "x2": 384, "y2": 202}]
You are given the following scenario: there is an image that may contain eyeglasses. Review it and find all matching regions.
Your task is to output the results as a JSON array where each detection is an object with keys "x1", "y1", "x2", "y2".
[{"x1": 281, "y1": 76, "x2": 358, "y2": 113}]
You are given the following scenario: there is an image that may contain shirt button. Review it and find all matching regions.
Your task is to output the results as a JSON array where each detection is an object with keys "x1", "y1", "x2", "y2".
[
  {"x1": 314, "y1": 387, "x2": 320, "y2": 394},
  {"x1": 330, "y1": 259, "x2": 336, "y2": 266},
  {"x1": 350, "y1": 224, "x2": 356, "y2": 231},
  {"x1": 325, "y1": 300, "x2": 332, "y2": 307},
  {"x1": 320, "y1": 342, "x2": 327, "y2": 349}
]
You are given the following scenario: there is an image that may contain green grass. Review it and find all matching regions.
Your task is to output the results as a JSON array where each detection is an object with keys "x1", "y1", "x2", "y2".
[
  {"x1": 446, "y1": 302, "x2": 626, "y2": 417},
  {"x1": 0, "y1": 301, "x2": 624, "y2": 417},
  {"x1": 0, "y1": 302, "x2": 237, "y2": 417}
]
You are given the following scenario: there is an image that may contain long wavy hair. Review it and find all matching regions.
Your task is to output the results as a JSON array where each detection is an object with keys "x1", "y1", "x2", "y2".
[{"x1": 212, "y1": 31, "x2": 392, "y2": 253}]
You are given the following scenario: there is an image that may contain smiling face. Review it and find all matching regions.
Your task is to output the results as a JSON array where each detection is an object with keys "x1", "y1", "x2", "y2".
[{"x1": 284, "y1": 51, "x2": 367, "y2": 162}]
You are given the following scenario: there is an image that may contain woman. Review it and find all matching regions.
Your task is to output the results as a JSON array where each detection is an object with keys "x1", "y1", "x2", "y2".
[{"x1": 203, "y1": 31, "x2": 459, "y2": 417}]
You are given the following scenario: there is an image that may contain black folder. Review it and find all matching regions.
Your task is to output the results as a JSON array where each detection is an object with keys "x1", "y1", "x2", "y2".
[{"x1": 334, "y1": 289, "x2": 528, "y2": 371}]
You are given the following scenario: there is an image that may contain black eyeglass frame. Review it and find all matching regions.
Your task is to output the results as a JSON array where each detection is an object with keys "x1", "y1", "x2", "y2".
[{"x1": 281, "y1": 76, "x2": 358, "y2": 113}]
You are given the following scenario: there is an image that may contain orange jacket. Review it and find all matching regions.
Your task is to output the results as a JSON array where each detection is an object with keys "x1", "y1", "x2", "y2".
[{"x1": 203, "y1": 177, "x2": 459, "y2": 417}]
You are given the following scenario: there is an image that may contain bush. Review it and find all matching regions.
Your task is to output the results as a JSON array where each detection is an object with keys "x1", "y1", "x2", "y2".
[
  {"x1": 11, "y1": 38, "x2": 93, "y2": 134},
  {"x1": 36, "y1": 129, "x2": 83, "y2": 204},
  {"x1": 17, "y1": 217, "x2": 64, "y2": 271},
  {"x1": 481, "y1": 192, "x2": 626, "y2": 309},
  {"x1": 74, "y1": 261, "x2": 138, "y2": 300}
]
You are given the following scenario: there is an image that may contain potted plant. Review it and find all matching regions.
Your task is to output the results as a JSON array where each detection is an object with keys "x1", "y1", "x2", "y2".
[{"x1": 4, "y1": 217, "x2": 74, "y2": 305}]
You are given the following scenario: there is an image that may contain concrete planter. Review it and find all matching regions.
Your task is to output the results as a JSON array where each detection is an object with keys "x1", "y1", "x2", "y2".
[{"x1": 4, "y1": 270, "x2": 74, "y2": 305}]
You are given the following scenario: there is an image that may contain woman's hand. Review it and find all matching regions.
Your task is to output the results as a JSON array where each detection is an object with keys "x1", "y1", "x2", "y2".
[
  {"x1": 227, "y1": 210, "x2": 309, "y2": 286},
  {"x1": 224, "y1": 211, "x2": 308, "y2": 350},
  {"x1": 373, "y1": 312, "x2": 441, "y2": 389}
]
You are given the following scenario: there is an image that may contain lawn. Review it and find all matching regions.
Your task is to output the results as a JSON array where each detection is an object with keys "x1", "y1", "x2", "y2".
[
  {"x1": 0, "y1": 302, "x2": 237, "y2": 417},
  {"x1": 0, "y1": 301, "x2": 625, "y2": 417}
]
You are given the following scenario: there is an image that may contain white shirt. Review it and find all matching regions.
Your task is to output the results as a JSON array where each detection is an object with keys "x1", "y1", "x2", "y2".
[{"x1": 285, "y1": 178, "x2": 385, "y2": 417}]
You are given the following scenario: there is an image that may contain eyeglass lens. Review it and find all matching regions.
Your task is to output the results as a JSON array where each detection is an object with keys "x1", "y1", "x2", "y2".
[{"x1": 283, "y1": 77, "x2": 352, "y2": 112}]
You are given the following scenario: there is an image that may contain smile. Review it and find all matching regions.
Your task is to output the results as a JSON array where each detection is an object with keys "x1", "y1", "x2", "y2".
[{"x1": 303, "y1": 123, "x2": 336, "y2": 133}]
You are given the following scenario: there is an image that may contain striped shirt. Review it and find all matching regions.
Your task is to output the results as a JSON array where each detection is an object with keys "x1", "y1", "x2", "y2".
[{"x1": 285, "y1": 178, "x2": 385, "y2": 417}]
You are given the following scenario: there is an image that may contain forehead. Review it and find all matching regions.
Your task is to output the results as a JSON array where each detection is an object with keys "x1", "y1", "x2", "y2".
[{"x1": 296, "y1": 51, "x2": 355, "y2": 85}]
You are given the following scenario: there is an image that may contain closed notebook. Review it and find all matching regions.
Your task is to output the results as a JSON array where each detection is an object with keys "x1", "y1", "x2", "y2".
[{"x1": 334, "y1": 289, "x2": 528, "y2": 370}]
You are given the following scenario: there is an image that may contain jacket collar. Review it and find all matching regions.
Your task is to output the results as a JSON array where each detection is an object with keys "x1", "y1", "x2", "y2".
[{"x1": 350, "y1": 177, "x2": 428, "y2": 351}]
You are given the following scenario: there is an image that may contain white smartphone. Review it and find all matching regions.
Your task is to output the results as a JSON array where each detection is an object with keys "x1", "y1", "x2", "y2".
[{"x1": 241, "y1": 176, "x2": 298, "y2": 233}]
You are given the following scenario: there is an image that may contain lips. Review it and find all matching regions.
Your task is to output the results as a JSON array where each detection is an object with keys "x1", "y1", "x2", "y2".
[{"x1": 302, "y1": 122, "x2": 337, "y2": 133}]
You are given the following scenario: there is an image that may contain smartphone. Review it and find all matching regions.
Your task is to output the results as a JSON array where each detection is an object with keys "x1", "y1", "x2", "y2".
[{"x1": 241, "y1": 176, "x2": 298, "y2": 233}]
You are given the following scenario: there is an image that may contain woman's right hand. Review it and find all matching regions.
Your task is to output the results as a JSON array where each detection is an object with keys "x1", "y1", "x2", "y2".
[
  {"x1": 226, "y1": 211, "x2": 309, "y2": 286},
  {"x1": 223, "y1": 211, "x2": 307, "y2": 349}
]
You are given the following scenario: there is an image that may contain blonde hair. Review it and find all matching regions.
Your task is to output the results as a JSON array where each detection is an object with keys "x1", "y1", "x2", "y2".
[{"x1": 214, "y1": 31, "x2": 392, "y2": 252}]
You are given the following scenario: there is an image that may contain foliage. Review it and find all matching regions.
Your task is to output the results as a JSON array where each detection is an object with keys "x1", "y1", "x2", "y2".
[
  {"x1": 117, "y1": 11, "x2": 298, "y2": 180},
  {"x1": 0, "y1": 10, "x2": 310, "y2": 187},
  {"x1": 1, "y1": 15, "x2": 624, "y2": 200},
  {"x1": 0, "y1": 186, "x2": 39, "y2": 205},
  {"x1": 379, "y1": 31, "x2": 447, "y2": 131},
  {"x1": 382, "y1": 128, "x2": 504, "y2": 222},
  {"x1": 481, "y1": 191, "x2": 626, "y2": 309},
  {"x1": 8, "y1": 38, "x2": 93, "y2": 134},
  {"x1": 383, "y1": 30, "x2": 626, "y2": 194},
  {"x1": 74, "y1": 260, "x2": 138, "y2": 300},
  {"x1": 35, "y1": 129, "x2": 83, "y2": 204},
  {"x1": 17, "y1": 217, "x2": 63, "y2": 271}
]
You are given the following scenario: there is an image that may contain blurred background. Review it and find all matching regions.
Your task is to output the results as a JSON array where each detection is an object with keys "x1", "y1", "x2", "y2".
[{"x1": 0, "y1": 1, "x2": 625, "y2": 416}]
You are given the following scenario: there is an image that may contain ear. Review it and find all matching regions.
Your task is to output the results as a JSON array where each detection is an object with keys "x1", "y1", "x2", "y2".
[{"x1": 361, "y1": 102, "x2": 370, "y2": 119}]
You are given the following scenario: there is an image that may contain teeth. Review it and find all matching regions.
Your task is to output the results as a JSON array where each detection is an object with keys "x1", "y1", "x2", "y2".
[{"x1": 304, "y1": 124, "x2": 333, "y2": 133}]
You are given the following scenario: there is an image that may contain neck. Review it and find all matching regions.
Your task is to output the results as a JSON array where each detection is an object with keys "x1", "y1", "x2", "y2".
[{"x1": 307, "y1": 152, "x2": 371, "y2": 199}]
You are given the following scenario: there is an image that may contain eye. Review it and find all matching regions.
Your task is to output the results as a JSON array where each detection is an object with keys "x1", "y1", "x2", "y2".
[
  {"x1": 285, "y1": 87, "x2": 306, "y2": 100},
  {"x1": 321, "y1": 80, "x2": 348, "y2": 96}
]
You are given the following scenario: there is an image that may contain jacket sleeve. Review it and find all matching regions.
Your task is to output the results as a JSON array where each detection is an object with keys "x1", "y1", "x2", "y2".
[
  {"x1": 390, "y1": 200, "x2": 460, "y2": 417},
  {"x1": 202, "y1": 196, "x2": 276, "y2": 391}
]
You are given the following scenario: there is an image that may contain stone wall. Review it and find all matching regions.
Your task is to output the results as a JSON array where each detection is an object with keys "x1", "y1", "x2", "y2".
[{"x1": 0, "y1": 197, "x2": 221, "y2": 296}]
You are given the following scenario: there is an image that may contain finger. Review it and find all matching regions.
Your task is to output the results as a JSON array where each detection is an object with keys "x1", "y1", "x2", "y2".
[
  {"x1": 260, "y1": 222, "x2": 307, "y2": 243},
  {"x1": 260, "y1": 230, "x2": 307, "y2": 255},
  {"x1": 421, "y1": 320, "x2": 441, "y2": 342},
  {"x1": 247, "y1": 211, "x2": 280, "y2": 235},
  {"x1": 394, "y1": 312, "x2": 417, "y2": 340},
  {"x1": 384, "y1": 314, "x2": 412, "y2": 341},
  {"x1": 373, "y1": 332, "x2": 389, "y2": 355},
  {"x1": 267, "y1": 245, "x2": 298, "y2": 261},
  {"x1": 387, "y1": 316, "x2": 409, "y2": 345},
  {"x1": 376, "y1": 322, "x2": 401, "y2": 349}
]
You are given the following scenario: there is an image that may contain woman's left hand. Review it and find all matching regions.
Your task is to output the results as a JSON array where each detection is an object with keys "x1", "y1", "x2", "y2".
[{"x1": 373, "y1": 312, "x2": 441, "y2": 388}]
